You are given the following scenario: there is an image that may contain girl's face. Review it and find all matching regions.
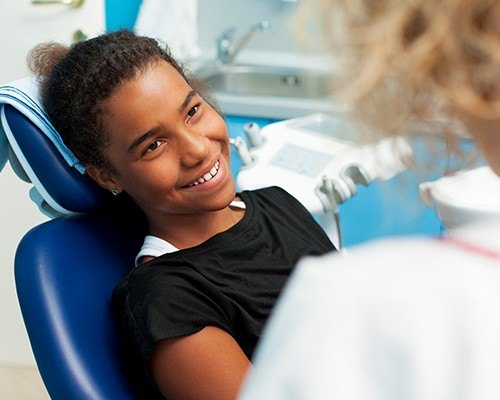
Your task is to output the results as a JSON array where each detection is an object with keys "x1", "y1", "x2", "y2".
[{"x1": 94, "y1": 61, "x2": 235, "y2": 218}]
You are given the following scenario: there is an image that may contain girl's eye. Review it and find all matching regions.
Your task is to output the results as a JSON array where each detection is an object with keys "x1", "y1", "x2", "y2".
[
  {"x1": 186, "y1": 104, "x2": 200, "y2": 121},
  {"x1": 144, "y1": 140, "x2": 163, "y2": 155}
]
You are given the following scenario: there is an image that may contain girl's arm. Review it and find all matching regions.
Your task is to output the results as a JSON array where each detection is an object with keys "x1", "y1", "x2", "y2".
[{"x1": 149, "y1": 326, "x2": 251, "y2": 400}]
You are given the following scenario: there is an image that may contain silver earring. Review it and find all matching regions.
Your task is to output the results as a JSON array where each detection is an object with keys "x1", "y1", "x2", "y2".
[{"x1": 111, "y1": 189, "x2": 120, "y2": 196}]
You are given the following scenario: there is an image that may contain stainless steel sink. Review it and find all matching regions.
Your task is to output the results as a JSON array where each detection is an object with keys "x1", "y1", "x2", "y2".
[
  {"x1": 198, "y1": 65, "x2": 331, "y2": 99},
  {"x1": 195, "y1": 64, "x2": 341, "y2": 119}
]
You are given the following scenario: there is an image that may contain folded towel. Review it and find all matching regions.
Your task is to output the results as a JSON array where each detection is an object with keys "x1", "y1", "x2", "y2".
[
  {"x1": 0, "y1": 77, "x2": 85, "y2": 174},
  {"x1": 135, "y1": 0, "x2": 200, "y2": 61}
]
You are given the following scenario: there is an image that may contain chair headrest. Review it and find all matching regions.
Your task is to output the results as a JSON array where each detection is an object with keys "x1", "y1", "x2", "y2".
[{"x1": 1, "y1": 104, "x2": 111, "y2": 217}]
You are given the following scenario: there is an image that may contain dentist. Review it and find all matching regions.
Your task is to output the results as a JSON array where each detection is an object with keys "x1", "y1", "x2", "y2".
[{"x1": 240, "y1": 0, "x2": 500, "y2": 398}]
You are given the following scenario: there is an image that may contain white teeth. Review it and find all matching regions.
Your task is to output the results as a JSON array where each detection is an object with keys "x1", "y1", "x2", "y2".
[{"x1": 187, "y1": 160, "x2": 220, "y2": 187}]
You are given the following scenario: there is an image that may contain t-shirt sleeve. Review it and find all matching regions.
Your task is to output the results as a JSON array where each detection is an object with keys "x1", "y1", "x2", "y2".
[{"x1": 123, "y1": 267, "x2": 234, "y2": 364}]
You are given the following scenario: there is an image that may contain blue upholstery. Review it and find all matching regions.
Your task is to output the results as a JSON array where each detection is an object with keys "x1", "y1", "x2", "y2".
[
  {"x1": 16, "y1": 208, "x2": 148, "y2": 399},
  {"x1": 2, "y1": 104, "x2": 150, "y2": 399},
  {"x1": 3, "y1": 105, "x2": 110, "y2": 214}
]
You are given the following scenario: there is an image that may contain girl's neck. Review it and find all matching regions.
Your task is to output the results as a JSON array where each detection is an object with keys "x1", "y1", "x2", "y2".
[{"x1": 146, "y1": 204, "x2": 244, "y2": 250}]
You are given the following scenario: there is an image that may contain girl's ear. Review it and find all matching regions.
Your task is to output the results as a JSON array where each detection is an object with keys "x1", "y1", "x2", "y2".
[{"x1": 86, "y1": 165, "x2": 122, "y2": 193}]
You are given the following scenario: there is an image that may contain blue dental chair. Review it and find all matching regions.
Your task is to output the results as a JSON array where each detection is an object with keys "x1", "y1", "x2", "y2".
[{"x1": 1, "y1": 104, "x2": 150, "y2": 399}]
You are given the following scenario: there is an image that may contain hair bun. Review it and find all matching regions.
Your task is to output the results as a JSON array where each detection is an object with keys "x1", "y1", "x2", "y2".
[{"x1": 27, "y1": 42, "x2": 70, "y2": 79}]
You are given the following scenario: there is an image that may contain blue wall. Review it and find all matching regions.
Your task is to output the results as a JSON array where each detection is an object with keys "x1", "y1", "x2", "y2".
[{"x1": 105, "y1": 0, "x2": 142, "y2": 31}]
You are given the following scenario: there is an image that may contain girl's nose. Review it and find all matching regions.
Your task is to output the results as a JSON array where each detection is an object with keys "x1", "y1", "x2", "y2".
[{"x1": 178, "y1": 131, "x2": 211, "y2": 167}]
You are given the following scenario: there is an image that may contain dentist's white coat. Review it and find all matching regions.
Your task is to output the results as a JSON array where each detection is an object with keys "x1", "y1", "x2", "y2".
[{"x1": 240, "y1": 220, "x2": 500, "y2": 400}]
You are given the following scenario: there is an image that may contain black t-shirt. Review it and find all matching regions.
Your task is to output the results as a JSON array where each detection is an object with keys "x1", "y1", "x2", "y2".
[{"x1": 113, "y1": 186, "x2": 335, "y2": 372}]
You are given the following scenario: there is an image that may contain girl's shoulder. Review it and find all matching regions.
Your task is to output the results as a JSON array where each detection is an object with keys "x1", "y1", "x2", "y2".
[{"x1": 243, "y1": 186, "x2": 308, "y2": 212}]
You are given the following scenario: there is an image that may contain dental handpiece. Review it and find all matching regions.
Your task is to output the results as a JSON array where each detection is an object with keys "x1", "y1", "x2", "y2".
[
  {"x1": 230, "y1": 137, "x2": 254, "y2": 166},
  {"x1": 244, "y1": 122, "x2": 264, "y2": 147}
]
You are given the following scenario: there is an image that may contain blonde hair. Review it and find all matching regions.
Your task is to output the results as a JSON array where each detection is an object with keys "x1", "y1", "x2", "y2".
[{"x1": 299, "y1": 0, "x2": 500, "y2": 141}]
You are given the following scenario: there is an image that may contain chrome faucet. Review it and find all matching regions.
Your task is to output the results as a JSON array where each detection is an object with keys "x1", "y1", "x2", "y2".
[{"x1": 216, "y1": 20, "x2": 270, "y2": 66}]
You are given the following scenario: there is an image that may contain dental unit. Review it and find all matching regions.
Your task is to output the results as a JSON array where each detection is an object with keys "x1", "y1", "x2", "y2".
[{"x1": 231, "y1": 113, "x2": 413, "y2": 249}]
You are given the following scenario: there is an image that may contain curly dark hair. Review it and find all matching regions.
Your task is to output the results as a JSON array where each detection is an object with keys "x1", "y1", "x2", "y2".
[{"x1": 28, "y1": 29, "x2": 211, "y2": 172}]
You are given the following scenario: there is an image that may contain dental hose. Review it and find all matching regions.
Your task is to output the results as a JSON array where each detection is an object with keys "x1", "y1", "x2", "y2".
[{"x1": 320, "y1": 176, "x2": 344, "y2": 251}]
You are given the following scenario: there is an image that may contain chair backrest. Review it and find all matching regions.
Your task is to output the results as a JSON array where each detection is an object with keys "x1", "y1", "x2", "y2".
[{"x1": 2, "y1": 104, "x2": 149, "y2": 399}]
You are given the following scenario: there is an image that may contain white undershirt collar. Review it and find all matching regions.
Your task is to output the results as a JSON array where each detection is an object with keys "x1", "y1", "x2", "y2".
[{"x1": 135, "y1": 199, "x2": 246, "y2": 266}]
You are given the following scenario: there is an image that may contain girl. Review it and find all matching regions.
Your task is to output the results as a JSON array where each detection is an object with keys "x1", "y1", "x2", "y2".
[{"x1": 29, "y1": 30, "x2": 335, "y2": 399}]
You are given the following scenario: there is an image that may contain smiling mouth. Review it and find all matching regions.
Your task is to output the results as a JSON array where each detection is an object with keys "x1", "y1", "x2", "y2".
[{"x1": 186, "y1": 160, "x2": 220, "y2": 187}]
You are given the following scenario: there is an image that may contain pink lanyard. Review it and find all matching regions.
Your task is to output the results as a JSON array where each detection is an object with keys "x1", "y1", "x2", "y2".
[{"x1": 439, "y1": 236, "x2": 500, "y2": 261}]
